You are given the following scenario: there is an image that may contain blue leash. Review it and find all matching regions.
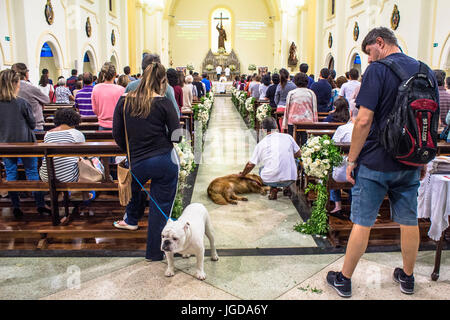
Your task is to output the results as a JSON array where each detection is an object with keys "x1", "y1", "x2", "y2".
[{"x1": 130, "y1": 171, "x2": 176, "y2": 222}]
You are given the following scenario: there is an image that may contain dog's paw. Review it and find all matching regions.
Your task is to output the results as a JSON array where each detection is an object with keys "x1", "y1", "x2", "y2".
[
  {"x1": 165, "y1": 268, "x2": 175, "y2": 277},
  {"x1": 182, "y1": 254, "x2": 191, "y2": 259},
  {"x1": 241, "y1": 197, "x2": 248, "y2": 202},
  {"x1": 195, "y1": 270, "x2": 206, "y2": 281},
  {"x1": 230, "y1": 201, "x2": 238, "y2": 205},
  {"x1": 211, "y1": 254, "x2": 219, "y2": 261}
]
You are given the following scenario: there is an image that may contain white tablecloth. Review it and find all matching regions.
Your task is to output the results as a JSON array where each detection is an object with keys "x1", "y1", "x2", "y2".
[{"x1": 418, "y1": 166, "x2": 450, "y2": 241}]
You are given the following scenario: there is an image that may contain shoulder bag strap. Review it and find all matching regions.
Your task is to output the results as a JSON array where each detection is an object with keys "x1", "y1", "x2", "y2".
[
  {"x1": 123, "y1": 102, "x2": 131, "y2": 171},
  {"x1": 376, "y1": 58, "x2": 410, "y2": 82}
]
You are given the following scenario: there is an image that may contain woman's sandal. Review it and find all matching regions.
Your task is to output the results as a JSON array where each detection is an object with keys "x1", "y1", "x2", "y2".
[{"x1": 113, "y1": 220, "x2": 138, "y2": 231}]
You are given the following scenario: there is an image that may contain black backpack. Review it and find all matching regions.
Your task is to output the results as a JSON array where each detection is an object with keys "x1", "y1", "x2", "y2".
[{"x1": 377, "y1": 58, "x2": 440, "y2": 167}]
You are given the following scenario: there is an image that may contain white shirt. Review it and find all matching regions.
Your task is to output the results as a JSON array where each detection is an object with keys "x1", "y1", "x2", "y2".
[
  {"x1": 219, "y1": 76, "x2": 227, "y2": 83},
  {"x1": 216, "y1": 66, "x2": 223, "y2": 74},
  {"x1": 225, "y1": 67, "x2": 231, "y2": 76},
  {"x1": 39, "y1": 84, "x2": 53, "y2": 97},
  {"x1": 339, "y1": 80, "x2": 361, "y2": 101},
  {"x1": 250, "y1": 132, "x2": 300, "y2": 183},
  {"x1": 332, "y1": 121, "x2": 354, "y2": 182}
]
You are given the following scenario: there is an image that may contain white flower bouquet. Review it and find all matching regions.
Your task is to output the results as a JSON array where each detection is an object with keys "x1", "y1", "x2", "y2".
[
  {"x1": 256, "y1": 103, "x2": 272, "y2": 122},
  {"x1": 245, "y1": 97, "x2": 255, "y2": 112},
  {"x1": 295, "y1": 135, "x2": 343, "y2": 236}
]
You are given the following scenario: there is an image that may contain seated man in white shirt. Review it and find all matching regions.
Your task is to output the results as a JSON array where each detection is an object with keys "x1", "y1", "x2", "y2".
[
  {"x1": 339, "y1": 68, "x2": 361, "y2": 101},
  {"x1": 239, "y1": 117, "x2": 301, "y2": 200},
  {"x1": 329, "y1": 107, "x2": 359, "y2": 217}
]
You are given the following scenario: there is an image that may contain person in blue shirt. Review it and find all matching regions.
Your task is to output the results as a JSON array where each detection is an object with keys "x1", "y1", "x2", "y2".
[
  {"x1": 310, "y1": 68, "x2": 332, "y2": 113},
  {"x1": 201, "y1": 73, "x2": 211, "y2": 93},
  {"x1": 327, "y1": 27, "x2": 440, "y2": 299},
  {"x1": 299, "y1": 63, "x2": 314, "y2": 89},
  {"x1": 125, "y1": 54, "x2": 179, "y2": 118}
]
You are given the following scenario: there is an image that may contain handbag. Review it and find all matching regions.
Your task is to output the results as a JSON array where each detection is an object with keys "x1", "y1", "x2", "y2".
[
  {"x1": 117, "y1": 103, "x2": 133, "y2": 206},
  {"x1": 78, "y1": 157, "x2": 104, "y2": 183}
]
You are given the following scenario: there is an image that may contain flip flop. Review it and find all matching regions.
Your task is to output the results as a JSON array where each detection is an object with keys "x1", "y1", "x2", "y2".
[{"x1": 113, "y1": 220, "x2": 138, "y2": 231}]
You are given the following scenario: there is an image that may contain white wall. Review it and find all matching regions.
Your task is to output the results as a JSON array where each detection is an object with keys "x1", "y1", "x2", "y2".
[{"x1": 2, "y1": 0, "x2": 129, "y2": 84}]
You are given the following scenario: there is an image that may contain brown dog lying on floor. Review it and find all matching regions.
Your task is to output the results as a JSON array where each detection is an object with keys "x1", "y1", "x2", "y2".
[{"x1": 207, "y1": 174, "x2": 270, "y2": 205}]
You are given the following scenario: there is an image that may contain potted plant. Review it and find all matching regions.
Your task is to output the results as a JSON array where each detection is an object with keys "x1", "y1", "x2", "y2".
[
  {"x1": 248, "y1": 64, "x2": 257, "y2": 71},
  {"x1": 186, "y1": 64, "x2": 194, "y2": 71},
  {"x1": 206, "y1": 64, "x2": 214, "y2": 71}
]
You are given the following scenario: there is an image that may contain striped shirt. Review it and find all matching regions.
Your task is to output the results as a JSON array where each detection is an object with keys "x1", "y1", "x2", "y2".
[
  {"x1": 439, "y1": 87, "x2": 450, "y2": 125},
  {"x1": 39, "y1": 129, "x2": 86, "y2": 183},
  {"x1": 75, "y1": 85, "x2": 95, "y2": 116}
]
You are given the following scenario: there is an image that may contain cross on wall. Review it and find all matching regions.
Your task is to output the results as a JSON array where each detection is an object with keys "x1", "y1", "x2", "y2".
[{"x1": 214, "y1": 12, "x2": 229, "y2": 27}]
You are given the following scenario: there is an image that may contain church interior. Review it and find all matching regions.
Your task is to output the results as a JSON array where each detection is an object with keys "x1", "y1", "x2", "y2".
[{"x1": 0, "y1": 0, "x2": 449, "y2": 301}]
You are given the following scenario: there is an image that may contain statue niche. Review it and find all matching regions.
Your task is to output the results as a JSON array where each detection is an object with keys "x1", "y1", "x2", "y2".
[{"x1": 288, "y1": 42, "x2": 298, "y2": 67}]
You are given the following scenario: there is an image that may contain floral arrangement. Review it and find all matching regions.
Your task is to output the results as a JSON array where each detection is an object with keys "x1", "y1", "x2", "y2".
[
  {"x1": 248, "y1": 64, "x2": 257, "y2": 71},
  {"x1": 273, "y1": 68, "x2": 279, "y2": 74},
  {"x1": 245, "y1": 97, "x2": 256, "y2": 128},
  {"x1": 294, "y1": 135, "x2": 343, "y2": 236},
  {"x1": 193, "y1": 93, "x2": 215, "y2": 138},
  {"x1": 186, "y1": 64, "x2": 194, "y2": 71},
  {"x1": 217, "y1": 48, "x2": 226, "y2": 55},
  {"x1": 206, "y1": 64, "x2": 214, "y2": 71},
  {"x1": 230, "y1": 64, "x2": 237, "y2": 71},
  {"x1": 172, "y1": 138, "x2": 196, "y2": 219},
  {"x1": 256, "y1": 103, "x2": 272, "y2": 122}
]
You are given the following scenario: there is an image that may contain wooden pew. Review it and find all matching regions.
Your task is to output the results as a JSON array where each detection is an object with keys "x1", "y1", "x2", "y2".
[
  {"x1": 35, "y1": 131, "x2": 114, "y2": 142},
  {"x1": 293, "y1": 122, "x2": 346, "y2": 145},
  {"x1": 0, "y1": 142, "x2": 126, "y2": 226},
  {"x1": 315, "y1": 141, "x2": 450, "y2": 246}
]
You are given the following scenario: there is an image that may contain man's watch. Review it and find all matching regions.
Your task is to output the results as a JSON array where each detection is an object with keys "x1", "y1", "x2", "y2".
[{"x1": 347, "y1": 160, "x2": 357, "y2": 167}]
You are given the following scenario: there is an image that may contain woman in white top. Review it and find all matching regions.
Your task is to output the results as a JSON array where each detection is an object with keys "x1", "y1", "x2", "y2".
[
  {"x1": 55, "y1": 78, "x2": 74, "y2": 104},
  {"x1": 38, "y1": 74, "x2": 54, "y2": 101}
]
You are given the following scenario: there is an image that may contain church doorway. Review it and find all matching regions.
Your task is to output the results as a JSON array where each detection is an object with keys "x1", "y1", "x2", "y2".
[
  {"x1": 110, "y1": 55, "x2": 118, "y2": 72},
  {"x1": 39, "y1": 42, "x2": 58, "y2": 82},
  {"x1": 83, "y1": 51, "x2": 95, "y2": 75},
  {"x1": 328, "y1": 56, "x2": 335, "y2": 71},
  {"x1": 350, "y1": 53, "x2": 362, "y2": 77}
]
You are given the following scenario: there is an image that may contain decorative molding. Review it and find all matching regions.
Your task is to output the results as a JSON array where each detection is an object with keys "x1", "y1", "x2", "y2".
[
  {"x1": 438, "y1": 33, "x2": 450, "y2": 70},
  {"x1": 80, "y1": 5, "x2": 100, "y2": 24},
  {"x1": 345, "y1": 10, "x2": 366, "y2": 28}
]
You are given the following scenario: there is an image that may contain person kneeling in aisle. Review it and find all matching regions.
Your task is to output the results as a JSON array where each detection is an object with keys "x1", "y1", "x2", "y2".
[{"x1": 239, "y1": 117, "x2": 301, "y2": 200}]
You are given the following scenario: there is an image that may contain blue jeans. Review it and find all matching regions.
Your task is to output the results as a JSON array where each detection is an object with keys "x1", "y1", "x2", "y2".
[
  {"x1": 3, "y1": 157, "x2": 46, "y2": 208},
  {"x1": 330, "y1": 189, "x2": 352, "y2": 203},
  {"x1": 351, "y1": 164, "x2": 421, "y2": 227},
  {"x1": 123, "y1": 150, "x2": 179, "y2": 260}
]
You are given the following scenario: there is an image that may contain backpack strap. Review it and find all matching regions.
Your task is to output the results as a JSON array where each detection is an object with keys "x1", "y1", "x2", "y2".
[
  {"x1": 376, "y1": 58, "x2": 410, "y2": 82},
  {"x1": 418, "y1": 61, "x2": 435, "y2": 88}
]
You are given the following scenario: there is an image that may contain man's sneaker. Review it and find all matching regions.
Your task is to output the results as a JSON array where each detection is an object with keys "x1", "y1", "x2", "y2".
[
  {"x1": 393, "y1": 268, "x2": 415, "y2": 295},
  {"x1": 327, "y1": 271, "x2": 352, "y2": 298}
]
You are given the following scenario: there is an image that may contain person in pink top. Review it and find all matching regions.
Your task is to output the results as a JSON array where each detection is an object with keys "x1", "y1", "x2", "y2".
[
  {"x1": 92, "y1": 62, "x2": 125, "y2": 130},
  {"x1": 282, "y1": 73, "x2": 318, "y2": 139}
]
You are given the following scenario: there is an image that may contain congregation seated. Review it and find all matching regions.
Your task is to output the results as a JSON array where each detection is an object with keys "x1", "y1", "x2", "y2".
[
  {"x1": 182, "y1": 75, "x2": 194, "y2": 113},
  {"x1": 311, "y1": 68, "x2": 332, "y2": 113},
  {"x1": 39, "y1": 108, "x2": 85, "y2": 183},
  {"x1": 55, "y1": 78, "x2": 75, "y2": 104},
  {"x1": 282, "y1": 72, "x2": 318, "y2": 137},
  {"x1": 249, "y1": 75, "x2": 261, "y2": 100},
  {"x1": 328, "y1": 107, "x2": 359, "y2": 219},
  {"x1": 0, "y1": 69, "x2": 51, "y2": 219},
  {"x1": 265, "y1": 73, "x2": 280, "y2": 111},
  {"x1": 323, "y1": 98, "x2": 350, "y2": 123},
  {"x1": 259, "y1": 74, "x2": 271, "y2": 100},
  {"x1": 239, "y1": 117, "x2": 301, "y2": 200}
]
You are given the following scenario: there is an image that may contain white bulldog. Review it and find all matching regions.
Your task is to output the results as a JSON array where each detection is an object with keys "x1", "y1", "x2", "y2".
[{"x1": 161, "y1": 203, "x2": 219, "y2": 280}]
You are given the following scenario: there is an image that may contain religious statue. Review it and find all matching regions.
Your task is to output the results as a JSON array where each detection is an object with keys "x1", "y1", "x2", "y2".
[
  {"x1": 288, "y1": 42, "x2": 298, "y2": 67},
  {"x1": 216, "y1": 23, "x2": 227, "y2": 52},
  {"x1": 45, "y1": 0, "x2": 54, "y2": 25},
  {"x1": 86, "y1": 17, "x2": 92, "y2": 38}
]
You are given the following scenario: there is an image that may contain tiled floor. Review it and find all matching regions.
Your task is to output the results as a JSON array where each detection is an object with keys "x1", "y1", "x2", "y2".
[{"x1": 0, "y1": 98, "x2": 448, "y2": 300}]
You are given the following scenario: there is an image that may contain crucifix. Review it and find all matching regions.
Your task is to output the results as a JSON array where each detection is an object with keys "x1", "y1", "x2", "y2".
[{"x1": 215, "y1": 12, "x2": 229, "y2": 51}]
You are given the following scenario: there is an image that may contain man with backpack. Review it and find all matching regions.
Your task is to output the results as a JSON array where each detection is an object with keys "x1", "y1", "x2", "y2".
[{"x1": 327, "y1": 27, "x2": 440, "y2": 298}]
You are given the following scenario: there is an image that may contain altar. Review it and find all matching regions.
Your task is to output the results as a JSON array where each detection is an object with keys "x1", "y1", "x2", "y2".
[
  {"x1": 213, "y1": 81, "x2": 234, "y2": 94},
  {"x1": 202, "y1": 49, "x2": 241, "y2": 79}
]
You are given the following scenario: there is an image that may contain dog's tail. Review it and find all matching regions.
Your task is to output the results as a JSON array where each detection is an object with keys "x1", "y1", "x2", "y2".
[{"x1": 208, "y1": 187, "x2": 228, "y2": 205}]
